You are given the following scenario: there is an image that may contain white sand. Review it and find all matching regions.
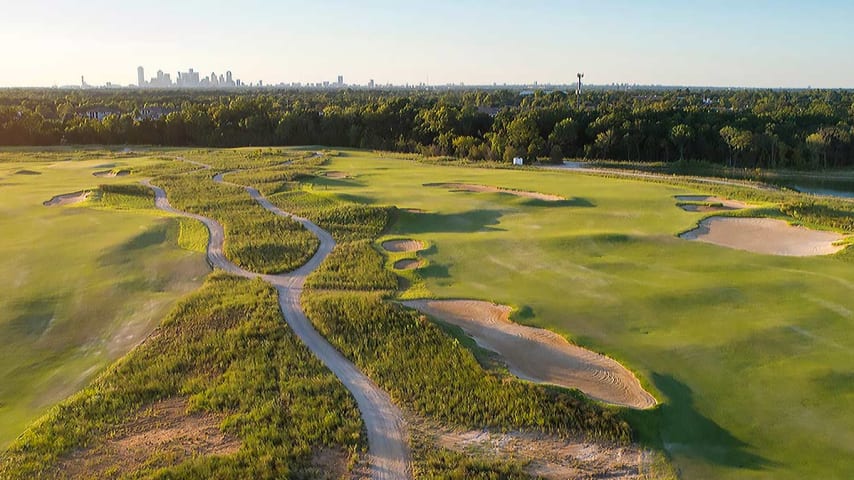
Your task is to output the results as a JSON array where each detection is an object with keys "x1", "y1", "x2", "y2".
[
  {"x1": 680, "y1": 216, "x2": 845, "y2": 256},
  {"x1": 381, "y1": 239, "x2": 426, "y2": 253},
  {"x1": 43, "y1": 191, "x2": 91, "y2": 207},
  {"x1": 403, "y1": 299, "x2": 657, "y2": 409}
]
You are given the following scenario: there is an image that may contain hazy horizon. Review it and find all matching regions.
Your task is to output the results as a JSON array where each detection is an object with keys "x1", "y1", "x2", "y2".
[{"x1": 3, "y1": 0, "x2": 854, "y2": 88}]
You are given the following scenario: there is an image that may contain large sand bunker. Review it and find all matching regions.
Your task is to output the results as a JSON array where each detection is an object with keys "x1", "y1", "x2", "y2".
[
  {"x1": 425, "y1": 183, "x2": 565, "y2": 201},
  {"x1": 381, "y1": 239, "x2": 425, "y2": 253},
  {"x1": 402, "y1": 300, "x2": 657, "y2": 409},
  {"x1": 43, "y1": 191, "x2": 91, "y2": 207},
  {"x1": 674, "y1": 195, "x2": 752, "y2": 212},
  {"x1": 680, "y1": 217, "x2": 846, "y2": 256}
]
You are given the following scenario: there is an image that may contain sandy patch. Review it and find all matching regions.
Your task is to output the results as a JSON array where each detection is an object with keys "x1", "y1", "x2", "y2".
[
  {"x1": 43, "y1": 190, "x2": 91, "y2": 207},
  {"x1": 680, "y1": 216, "x2": 846, "y2": 256},
  {"x1": 307, "y1": 448, "x2": 353, "y2": 480},
  {"x1": 425, "y1": 183, "x2": 565, "y2": 201},
  {"x1": 323, "y1": 171, "x2": 349, "y2": 179},
  {"x1": 402, "y1": 208, "x2": 425, "y2": 214},
  {"x1": 14, "y1": 169, "x2": 41, "y2": 175},
  {"x1": 675, "y1": 195, "x2": 752, "y2": 212},
  {"x1": 394, "y1": 259, "x2": 423, "y2": 270},
  {"x1": 402, "y1": 300, "x2": 657, "y2": 409},
  {"x1": 93, "y1": 169, "x2": 130, "y2": 178},
  {"x1": 58, "y1": 397, "x2": 240, "y2": 478},
  {"x1": 428, "y1": 425, "x2": 653, "y2": 480},
  {"x1": 382, "y1": 239, "x2": 426, "y2": 253}
]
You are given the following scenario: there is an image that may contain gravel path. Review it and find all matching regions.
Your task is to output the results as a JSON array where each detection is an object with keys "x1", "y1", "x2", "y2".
[{"x1": 143, "y1": 169, "x2": 411, "y2": 480}]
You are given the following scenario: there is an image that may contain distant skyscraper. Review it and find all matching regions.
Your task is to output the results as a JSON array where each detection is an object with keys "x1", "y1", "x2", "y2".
[
  {"x1": 337, "y1": 75, "x2": 344, "y2": 86},
  {"x1": 226, "y1": 71, "x2": 233, "y2": 86},
  {"x1": 177, "y1": 68, "x2": 200, "y2": 87},
  {"x1": 137, "y1": 66, "x2": 145, "y2": 87},
  {"x1": 368, "y1": 79, "x2": 375, "y2": 88},
  {"x1": 210, "y1": 71, "x2": 218, "y2": 86}
]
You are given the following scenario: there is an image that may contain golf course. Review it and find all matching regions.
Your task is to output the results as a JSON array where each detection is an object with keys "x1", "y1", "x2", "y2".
[
  {"x1": 312, "y1": 150, "x2": 853, "y2": 479},
  {"x1": 0, "y1": 150, "x2": 209, "y2": 449},
  {"x1": 0, "y1": 147, "x2": 851, "y2": 479}
]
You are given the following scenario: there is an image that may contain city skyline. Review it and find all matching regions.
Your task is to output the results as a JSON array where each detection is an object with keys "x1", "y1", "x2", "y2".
[{"x1": 3, "y1": 1, "x2": 854, "y2": 88}]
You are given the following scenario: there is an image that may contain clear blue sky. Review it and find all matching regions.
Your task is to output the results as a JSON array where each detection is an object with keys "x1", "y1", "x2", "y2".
[{"x1": 2, "y1": 0, "x2": 853, "y2": 88}]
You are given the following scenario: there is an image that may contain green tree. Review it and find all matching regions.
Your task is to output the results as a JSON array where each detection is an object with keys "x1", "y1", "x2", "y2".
[{"x1": 670, "y1": 123, "x2": 693, "y2": 161}]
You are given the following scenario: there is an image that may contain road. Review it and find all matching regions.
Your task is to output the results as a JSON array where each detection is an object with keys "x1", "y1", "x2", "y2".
[{"x1": 143, "y1": 173, "x2": 412, "y2": 480}]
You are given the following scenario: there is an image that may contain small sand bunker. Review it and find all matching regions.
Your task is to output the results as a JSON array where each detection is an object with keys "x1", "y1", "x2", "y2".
[
  {"x1": 93, "y1": 169, "x2": 130, "y2": 177},
  {"x1": 14, "y1": 169, "x2": 41, "y2": 175},
  {"x1": 382, "y1": 239, "x2": 425, "y2": 253},
  {"x1": 675, "y1": 195, "x2": 752, "y2": 212},
  {"x1": 681, "y1": 217, "x2": 846, "y2": 256},
  {"x1": 394, "y1": 259, "x2": 423, "y2": 270},
  {"x1": 425, "y1": 183, "x2": 565, "y2": 201},
  {"x1": 58, "y1": 397, "x2": 240, "y2": 478},
  {"x1": 403, "y1": 300, "x2": 657, "y2": 409},
  {"x1": 431, "y1": 426, "x2": 652, "y2": 480},
  {"x1": 43, "y1": 191, "x2": 91, "y2": 207},
  {"x1": 323, "y1": 171, "x2": 349, "y2": 179}
]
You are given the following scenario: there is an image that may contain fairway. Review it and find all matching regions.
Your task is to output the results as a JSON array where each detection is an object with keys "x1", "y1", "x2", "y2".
[
  {"x1": 0, "y1": 153, "x2": 208, "y2": 449},
  {"x1": 311, "y1": 150, "x2": 854, "y2": 480}
]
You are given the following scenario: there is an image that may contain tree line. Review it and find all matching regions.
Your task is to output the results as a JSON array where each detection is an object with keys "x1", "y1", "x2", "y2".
[{"x1": 2, "y1": 88, "x2": 854, "y2": 168}]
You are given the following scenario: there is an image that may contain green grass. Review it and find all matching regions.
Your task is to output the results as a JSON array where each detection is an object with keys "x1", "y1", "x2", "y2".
[
  {"x1": 0, "y1": 155, "x2": 208, "y2": 450},
  {"x1": 0, "y1": 274, "x2": 364, "y2": 478},
  {"x1": 177, "y1": 218, "x2": 209, "y2": 254},
  {"x1": 304, "y1": 149, "x2": 854, "y2": 480},
  {"x1": 154, "y1": 171, "x2": 319, "y2": 274}
]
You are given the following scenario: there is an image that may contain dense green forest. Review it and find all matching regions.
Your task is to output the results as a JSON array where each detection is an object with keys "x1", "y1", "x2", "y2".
[{"x1": 2, "y1": 88, "x2": 854, "y2": 168}]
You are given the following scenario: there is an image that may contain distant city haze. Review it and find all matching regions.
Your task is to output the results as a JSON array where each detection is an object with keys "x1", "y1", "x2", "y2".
[{"x1": 3, "y1": 0, "x2": 854, "y2": 88}]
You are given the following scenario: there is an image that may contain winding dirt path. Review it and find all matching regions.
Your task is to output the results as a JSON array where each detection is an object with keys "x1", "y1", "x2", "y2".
[
  {"x1": 143, "y1": 170, "x2": 411, "y2": 480},
  {"x1": 402, "y1": 300, "x2": 657, "y2": 409}
]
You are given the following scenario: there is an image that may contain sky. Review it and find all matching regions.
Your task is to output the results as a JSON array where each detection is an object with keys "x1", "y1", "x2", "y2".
[{"x1": 2, "y1": 0, "x2": 853, "y2": 88}]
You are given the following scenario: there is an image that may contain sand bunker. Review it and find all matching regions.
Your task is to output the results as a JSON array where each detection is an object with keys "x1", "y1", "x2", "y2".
[
  {"x1": 394, "y1": 258, "x2": 423, "y2": 270},
  {"x1": 680, "y1": 216, "x2": 846, "y2": 256},
  {"x1": 402, "y1": 300, "x2": 657, "y2": 409},
  {"x1": 430, "y1": 425, "x2": 652, "y2": 480},
  {"x1": 93, "y1": 169, "x2": 130, "y2": 177},
  {"x1": 675, "y1": 195, "x2": 752, "y2": 212},
  {"x1": 381, "y1": 239, "x2": 425, "y2": 253},
  {"x1": 43, "y1": 191, "x2": 91, "y2": 207},
  {"x1": 425, "y1": 183, "x2": 565, "y2": 201},
  {"x1": 323, "y1": 171, "x2": 349, "y2": 179},
  {"x1": 58, "y1": 397, "x2": 240, "y2": 478}
]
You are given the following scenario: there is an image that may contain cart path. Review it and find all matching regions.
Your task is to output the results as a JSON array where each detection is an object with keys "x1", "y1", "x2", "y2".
[{"x1": 143, "y1": 175, "x2": 411, "y2": 480}]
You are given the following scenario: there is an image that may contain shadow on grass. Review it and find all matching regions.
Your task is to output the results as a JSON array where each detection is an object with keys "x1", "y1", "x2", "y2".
[
  {"x1": 8, "y1": 297, "x2": 59, "y2": 337},
  {"x1": 518, "y1": 197, "x2": 596, "y2": 208},
  {"x1": 625, "y1": 373, "x2": 774, "y2": 472},
  {"x1": 99, "y1": 222, "x2": 169, "y2": 266},
  {"x1": 307, "y1": 176, "x2": 362, "y2": 189},
  {"x1": 396, "y1": 209, "x2": 505, "y2": 234}
]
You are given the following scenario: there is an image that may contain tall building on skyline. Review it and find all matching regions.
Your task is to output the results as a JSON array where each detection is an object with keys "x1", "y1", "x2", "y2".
[
  {"x1": 337, "y1": 75, "x2": 344, "y2": 86},
  {"x1": 137, "y1": 66, "x2": 145, "y2": 87}
]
